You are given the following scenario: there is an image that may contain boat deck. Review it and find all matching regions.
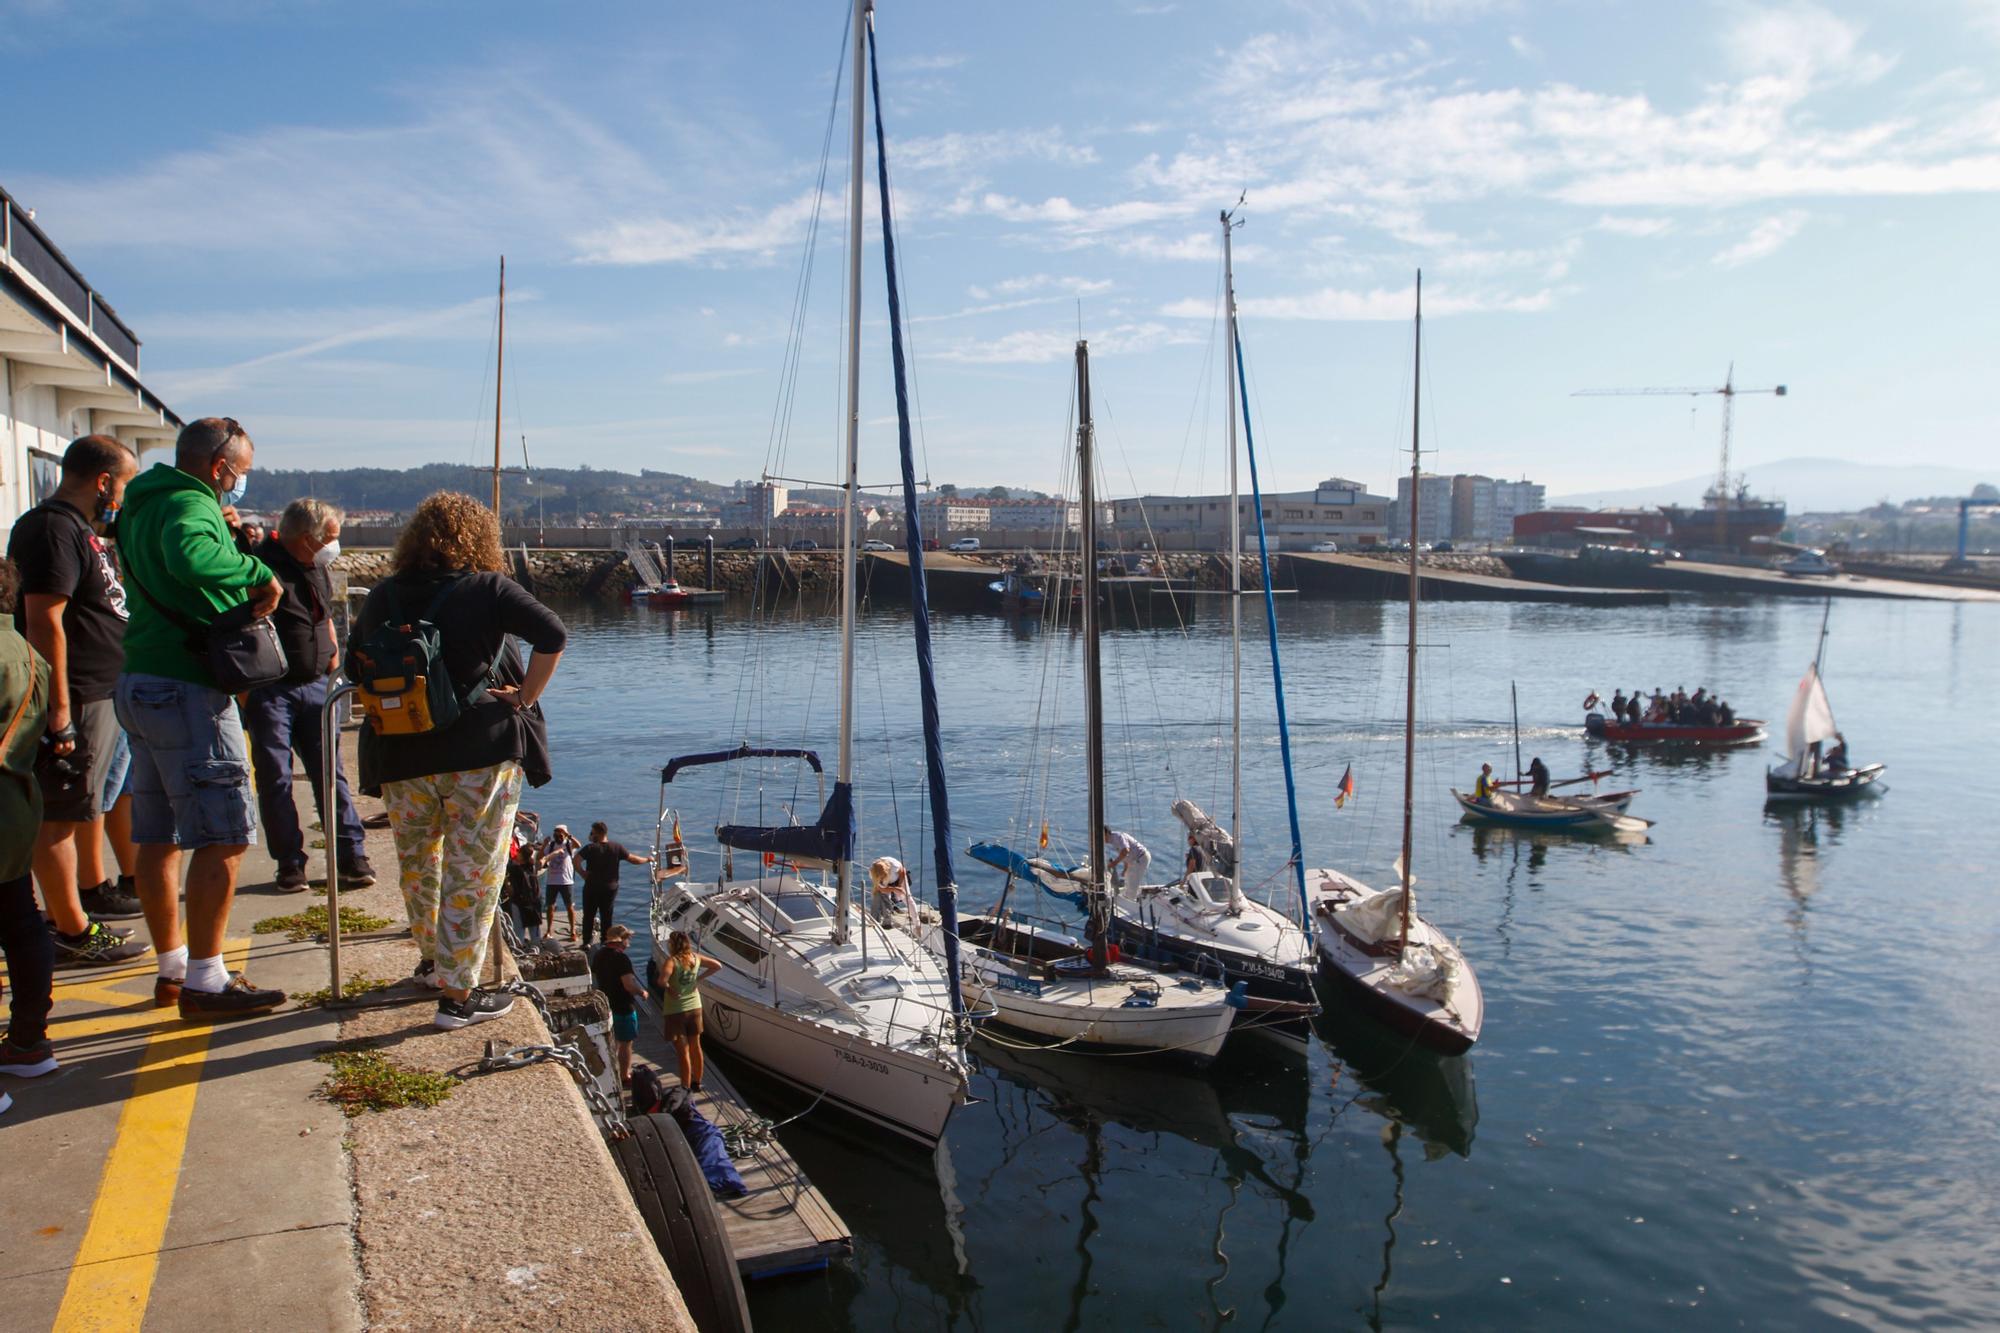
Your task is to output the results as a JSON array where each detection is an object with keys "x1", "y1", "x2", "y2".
[{"x1": 630, "y1": 1015, "x2": 852, "y2": 1279}]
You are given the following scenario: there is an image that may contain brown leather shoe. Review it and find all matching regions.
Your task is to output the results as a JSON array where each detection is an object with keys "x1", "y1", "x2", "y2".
[
  {"x1": 178, "y1": 972, "x2": 285, "y2": 1021},
  {"x1": 154, "y1": 976, "x2": 183, "y2": 1009}
]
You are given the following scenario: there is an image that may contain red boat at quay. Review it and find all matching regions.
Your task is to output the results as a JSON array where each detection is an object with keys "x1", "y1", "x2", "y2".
[{"x1": 1584, "y1": 709, "x2": 1766, "y2": 745}]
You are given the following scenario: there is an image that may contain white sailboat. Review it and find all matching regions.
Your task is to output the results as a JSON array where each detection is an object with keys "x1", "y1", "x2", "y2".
[
  {"x1": 937, "y1": 340, "x2": 1247, "y2": 1064},
  {"x1": 1765, "y1": 602, "x2": 1886, "y2": 800},
  {"x1": 1105, "y1": 207, "x2": 1317, "y2": 1018},
  {"x1": 1308, "y1": 272, "x2": 1484, "y2": 1056},
  {"x1": 648, "y1": 0, "x2": 968, "y2": 1146}
]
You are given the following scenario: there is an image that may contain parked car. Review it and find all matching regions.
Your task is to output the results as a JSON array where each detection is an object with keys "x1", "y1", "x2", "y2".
[
  {"x1": 1431, "y1": 540, "x2": 1454, "y2": 553},
  {"x1": 788, "y1": 538, "x2": 820, "y2": 551},
  {"x1": 862, "y1": 539, "x2": 895, "y2": 551},
  {"x1": 723, "y1": 535, "x2": 759, "y2": 550},
  {"x1": 1308, "y1": 540, "x2": 1339, "y2": 552},
  {"x1": 922, "y1": 536, "x2": 941, "y2": 551},
  {"x1": 947, "y1": 537, "x2": 982, "y2": 552}
]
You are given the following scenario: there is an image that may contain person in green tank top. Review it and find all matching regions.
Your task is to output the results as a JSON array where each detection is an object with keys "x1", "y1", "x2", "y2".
[{"x1": 659, "y1": 929, "x2": 720, "y2": 1092}]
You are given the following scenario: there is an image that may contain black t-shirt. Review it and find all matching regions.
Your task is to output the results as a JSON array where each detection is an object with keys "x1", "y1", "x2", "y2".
[
  {"x1": 577, "y1": 840, "x2": 631, "y2": 891},
  {"x1": 591, "y1": 945, "x2": 637, "y2": 1015},
  {"x1": 253, "y1": 535, "x2": 335, "y2": 685},
  {"x1": 6, "y1": 500, "x2": 129, "y2": 704}
]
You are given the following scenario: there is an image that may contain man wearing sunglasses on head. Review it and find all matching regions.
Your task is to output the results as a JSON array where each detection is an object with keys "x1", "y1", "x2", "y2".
[{"x1": 114, "y1": 418, "x2": 287, "y2": 1019}]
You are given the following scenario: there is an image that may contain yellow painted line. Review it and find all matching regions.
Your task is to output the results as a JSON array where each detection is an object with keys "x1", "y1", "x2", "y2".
[{"x1": 51, "y1": 939, "x2": 253, "y2": 1333}]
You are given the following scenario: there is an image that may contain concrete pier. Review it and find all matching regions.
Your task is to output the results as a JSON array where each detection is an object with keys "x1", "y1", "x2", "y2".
[
  {"x1": 0, "y1": 735, "x2": 693, "y2": 1331},
  {"x1": 1285, "y1": 551, "x2": 1671, "y2": 606}
]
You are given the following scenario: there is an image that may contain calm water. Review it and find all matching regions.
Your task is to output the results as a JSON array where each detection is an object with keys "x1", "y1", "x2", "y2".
[{"x1": 528, "y1": 589, "x2": 1998, "y2": 1330}]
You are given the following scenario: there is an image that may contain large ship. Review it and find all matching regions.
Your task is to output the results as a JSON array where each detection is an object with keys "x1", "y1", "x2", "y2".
[{"x1": 1659, "y1": 483, "x2": 1785, "y2": 552}]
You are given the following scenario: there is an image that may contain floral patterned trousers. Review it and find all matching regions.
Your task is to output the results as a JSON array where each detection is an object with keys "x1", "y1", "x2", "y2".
[{"x1": 382, "y1": 761, "x2": 524, "y2": 993}]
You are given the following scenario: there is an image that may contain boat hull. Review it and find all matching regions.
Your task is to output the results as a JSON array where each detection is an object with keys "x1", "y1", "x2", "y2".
[
  {"x1": 1315, "y1": 943, "x2": 1477, "y2": 1056},
  {"x1": 690, "y1": 975, "x2": 965, "y2": 1147},
  {"x1": 1306, "y1": 871, "x2": 1483, "y2": 1055},
  {"x1": 1451, "y1": 789, "x2": 1635, "y2": 830},
  {"x1": 1764, "y1": 762, "x2": 1887, "y2": 801},
  {"x1": 1585, "y1": 712, "x2": 1765, "y2": 746},
  {"x1": 959, "y1": 969, "x2": 1238, "y2": 1064},
  {"x1": 1104, "y1": 913, "x2": 1317, "y2": 1007}
]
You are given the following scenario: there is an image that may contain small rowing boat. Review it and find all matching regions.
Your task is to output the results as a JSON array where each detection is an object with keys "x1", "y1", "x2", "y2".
[{"x1": 1451, "y1": 786, "x2": 1645, "y2": 832}]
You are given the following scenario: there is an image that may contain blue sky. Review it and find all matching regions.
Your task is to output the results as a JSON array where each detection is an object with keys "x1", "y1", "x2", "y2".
[{"x1": 6, "y1": 0, "x2": 1996, "y2": 499}]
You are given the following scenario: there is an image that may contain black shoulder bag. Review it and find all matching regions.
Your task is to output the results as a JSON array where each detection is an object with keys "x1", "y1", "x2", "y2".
[{"x1": 123, "y1": 557, "x2": 289, "y2": 693}]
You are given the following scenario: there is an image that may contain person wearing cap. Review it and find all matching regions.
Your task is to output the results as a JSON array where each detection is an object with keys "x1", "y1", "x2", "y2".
[
  {"x1": 869, "y1": 855, "x2": 916, "y2": 919},
  {"x1": 542, "y1": 823, "x2": 579, "y2": 939}
]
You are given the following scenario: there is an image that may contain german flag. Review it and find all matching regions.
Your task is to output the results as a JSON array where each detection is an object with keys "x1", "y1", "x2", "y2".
[{"x1": 1334, "y1": 765, "x2": 1355, "y2": 810}]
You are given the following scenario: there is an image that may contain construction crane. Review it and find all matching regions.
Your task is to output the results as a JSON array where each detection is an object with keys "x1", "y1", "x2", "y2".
[
  {"x1": 1949, "y1": 496, "x2": 2000, "y2": 572},
  {"x1": 1575, "y1": 365, "x2": 1787, "y2": 549}
]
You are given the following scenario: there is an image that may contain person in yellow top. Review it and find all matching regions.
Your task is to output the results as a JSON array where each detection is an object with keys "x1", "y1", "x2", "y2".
[
  {"x1": 1473, "y1": 763, "x2": 1498, "y2": 801},
  {"x1": 658, "y1": 929, "x2": 721, "y2": 1093}
]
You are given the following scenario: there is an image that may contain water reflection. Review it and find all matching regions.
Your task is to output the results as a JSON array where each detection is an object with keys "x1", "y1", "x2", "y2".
[
  {"x1": 1315, "y1": 1019, "x2": 1478, "y2": 1160},
  {"x1": 972, "y1": 1038, "x2": 1312, "y2": 1330}
]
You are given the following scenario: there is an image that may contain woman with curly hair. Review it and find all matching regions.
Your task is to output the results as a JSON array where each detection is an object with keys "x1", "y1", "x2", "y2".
[{"x1": 348, "y1": 493, "x2": 567, "y2": 1028}]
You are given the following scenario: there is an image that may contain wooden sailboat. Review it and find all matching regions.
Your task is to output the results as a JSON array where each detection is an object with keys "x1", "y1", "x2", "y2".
[
  {"x1": 1308, "y1": 272, "x2": 1484, "y2": 1055},
  {"x1": 941, "y1": 340, "x2": 1249, "y2": 1064},
  {"x1": 648, "y1": 0, "x2": 969, "y2": 1146},
  {"x1": 1454, "y1": 683, "x2": 1650, "y2": 833},
  {"x1": 1105, "y1": 207, "x2": 1317, "y2": 1020},
  {"x1": 1765, "y1": 601, "x2": 1886, "y2": 800}
]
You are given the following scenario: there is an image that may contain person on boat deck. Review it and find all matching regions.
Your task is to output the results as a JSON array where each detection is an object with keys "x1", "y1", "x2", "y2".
[
  {"x1": 1825, "y1": 734, "x2": 1849, "y2": 772},
  {"x1": 1101, "y1": 825, "x2": 1150, "y2": 891},
  {"x1": 590, "y1": 924, "x2": 647, "y2": 1086},
  {"x1": 1647, "y1": 690, "x2": 1667, "y2": 722},
  {"x1": 1527, "y1": 757, "x2": 1551, "y2": 797},
  {"x1": 1183, "y1": 831, "x2": 1204, "y2": 881},
  {"x1": 1474, "y1": 763, "x2": 1499, "y2": 800},
  {"x1": 659, "y1": 929, "x2": 721, "y2": 1093},
  {"x1": 868, "y1": 855, "x2": 916, "y2": 919},
  {"x1": 1629, "y1": 688, "x2": 1643, "y2": 723},
  {"x1": 1610, "y1": 689, "x2": 1627, "y2": 722},
  {"x1": 1718, "y1": 700, "x2": 1735, "y2": 726}
]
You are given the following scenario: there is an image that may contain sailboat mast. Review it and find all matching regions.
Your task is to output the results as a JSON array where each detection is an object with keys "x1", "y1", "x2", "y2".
[
  {"x1": 832, "y1": 0, "x2": 868, "y2": 943},
  {"x1": 1078, "y1": 340, "x2": 1107, "y2": 954},
  {"x1": 492, "y1": 256, "x2": 505, "y2": 516},
  {"x1": 1222, "y1": 209, "x2": 1243, "y2": 905},
  {"x1": 1400, "y1": 271, "x2": 1422, "y2": 952},
  {"x1": 1511, "y1": 680, "x2": 1522, "y2": 781},
  {"x1": 1813, "y1": 596, "x2": 1832, "y2": 676}
]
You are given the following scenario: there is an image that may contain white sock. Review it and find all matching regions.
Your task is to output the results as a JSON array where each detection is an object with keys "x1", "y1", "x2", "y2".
[
  {"x1": 156, "y1": 945, "x2": 189, "y2": 983},
  {"x1": 185, "y1": 955, "x2": 230, "y2": 993}
]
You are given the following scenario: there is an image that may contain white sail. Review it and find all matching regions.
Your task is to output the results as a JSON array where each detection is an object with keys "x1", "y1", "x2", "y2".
[{"x1": 1783, "y1": 664, "x2": 1839, "y2": 761}]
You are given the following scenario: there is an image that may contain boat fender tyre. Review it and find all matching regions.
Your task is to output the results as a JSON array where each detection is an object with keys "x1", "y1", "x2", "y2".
[{"x1": 609, "y1": 1111, "x2": 753, "y2": 1333}]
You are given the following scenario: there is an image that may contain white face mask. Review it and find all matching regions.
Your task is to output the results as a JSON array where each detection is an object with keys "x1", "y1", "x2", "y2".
[{"x1": 312, "y1": 538, "x2": 341, "y2": 568}]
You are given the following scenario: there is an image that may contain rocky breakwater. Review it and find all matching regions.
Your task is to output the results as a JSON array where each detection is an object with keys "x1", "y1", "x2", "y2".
[
  {"x1": 336, "y1": 548, "x2": 838, "y2": 602},
  {"x1": 1338, "y1": 549, "x2": 1513, "y2": 579}
]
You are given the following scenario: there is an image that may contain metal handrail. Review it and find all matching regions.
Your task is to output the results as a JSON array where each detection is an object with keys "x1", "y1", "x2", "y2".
[{"x1": 322, "y1": 682, "x2": 359, "y2": 1001}]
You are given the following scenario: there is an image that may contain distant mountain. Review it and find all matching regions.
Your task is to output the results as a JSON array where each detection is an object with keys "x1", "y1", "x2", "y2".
[{"x1": 1555, "y1": 457, "x2": 1994, "y2": 514}]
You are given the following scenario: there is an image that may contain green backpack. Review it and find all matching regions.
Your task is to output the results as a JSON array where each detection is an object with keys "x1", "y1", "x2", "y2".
[{"x1": 346, "y1": 577, "x2": 489, "y2": 737}]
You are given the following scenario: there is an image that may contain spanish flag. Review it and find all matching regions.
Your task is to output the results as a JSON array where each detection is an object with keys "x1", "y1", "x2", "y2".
[{"x1": 1334, "y1": 765, "x2": 1355, "y2": 810}]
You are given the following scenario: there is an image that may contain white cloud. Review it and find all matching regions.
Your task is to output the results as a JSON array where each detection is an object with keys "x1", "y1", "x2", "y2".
[
  {"x1": 573, "y1": 192, "x2": 821, "y2": 266},
  {"x1": 933, "y1": 322, "x2": 1195, "y2": 364},
  {"x1": 1507, "y1": 33, "x2": 1540, "y2": 60},
  {"x1": 1162, "y1": 284, "x2": 1553, "y2": 320},
  {"x1": 1712, "y1": 211, "x2": 1808, "y2": 266},
  {"x1": 894, "y1": 128, "x2": 1098, "y2": 173},
  {"x1": 1593, "y1": 214, "x2": 1675, "y2": 238}
]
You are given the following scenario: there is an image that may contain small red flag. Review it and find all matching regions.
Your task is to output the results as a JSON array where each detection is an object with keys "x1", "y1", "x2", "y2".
[{"x1": 1334, "y1": 764, "x2": 1355, "y2": 810}]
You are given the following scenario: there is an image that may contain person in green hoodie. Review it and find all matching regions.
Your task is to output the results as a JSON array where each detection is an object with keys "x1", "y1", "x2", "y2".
[{"x1": 114, "y1": 417, "x2": 287, "y2": 1020}]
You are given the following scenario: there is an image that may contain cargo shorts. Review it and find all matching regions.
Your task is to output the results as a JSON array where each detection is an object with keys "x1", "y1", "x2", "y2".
[{"x1": 113, "y1": 673, "x2": 259, "y2": 850}]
